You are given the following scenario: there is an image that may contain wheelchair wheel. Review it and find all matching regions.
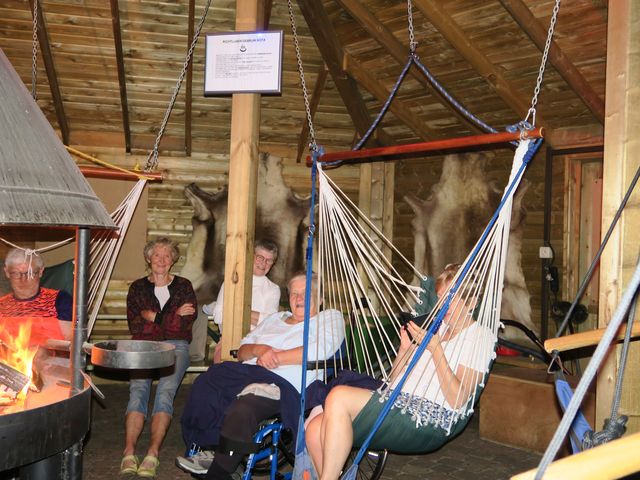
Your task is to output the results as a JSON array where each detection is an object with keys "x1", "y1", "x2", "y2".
[
  {"x1": 242, "y1": 426, "x2": 295, "y2": 475},
  {"x1": 342, "y1": 448, "x2": 388, "y2": 480}
]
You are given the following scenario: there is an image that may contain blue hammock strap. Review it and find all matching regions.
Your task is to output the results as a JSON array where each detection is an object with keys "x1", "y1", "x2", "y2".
[
  {"x1": 353, "y1": 55, "x2": 414, "y2": 151},
  {"x1": 552, "y1": 370, "x2": 593, "y2": 454},
  {"x1": 410, "y1": 53, "x2": 497, "y2": 135},
  {"x1": 292, "y1": 147, "x2": 322, "y2": 480}
]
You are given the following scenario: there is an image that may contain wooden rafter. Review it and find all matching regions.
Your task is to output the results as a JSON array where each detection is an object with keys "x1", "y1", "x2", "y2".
[
  {"x1": 499, "y1": 0, "x2": 605, "y2": 124},
  {"x1": 413, "y1": 0, "x2": 548, "y2": 128},
  {"x1": 296, "y1": 65, "x2": 328, "y2": 163},
  {"x1": 296, "y1": 0, "x2": 393, "y2": 147},
  {"x1": 29, "y1": 0, "x2": 69, "y2": 145},
  {"x1": 185, "y1": 0, "x2": 195, "y2": 156},
  {"x1": 343, "y1": 53, "x2": 438, "y2": 140},
  {"x1": 109, "y1": 0, "x2": 131, "y2": 153},
  {"x1": 263, "y1": 0, "x2": 273, "y2": 28},
  {"x1": 335, "y1": 0, "x2": 482, "y2": 135}
]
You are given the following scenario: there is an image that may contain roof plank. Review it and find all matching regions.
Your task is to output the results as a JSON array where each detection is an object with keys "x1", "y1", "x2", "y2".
[
  {"x1": 110, "y1": 0, "x2": 131, "y2": 152},
  {"x1": 498, "y1": 0, "x2": 604, "y2": 124},
  {"x1": 413, "y1": 0, "x2": 547, "y2": 128},
  {"x1": 296, "y1": 0, "x2": 393, "y2": 147},
  {"x1": 335, "y1": 0, "x2": 483, "y2": 135},
  {"x1": 30, "y1": 0, "x2": 69, "y2": 144}
]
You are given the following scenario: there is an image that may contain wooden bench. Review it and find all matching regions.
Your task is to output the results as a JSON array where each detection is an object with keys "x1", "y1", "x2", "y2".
[{"x1": 479, "y1": 362, "x2": 595, "y2": 455}]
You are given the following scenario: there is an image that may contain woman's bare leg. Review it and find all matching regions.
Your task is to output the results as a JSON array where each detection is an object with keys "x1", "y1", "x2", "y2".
[
  {"x1": 123, "y1": 411, "x2": 144, "y2": 456},
  {"x1": 306, "y1": 414, "x2": 324, "y2": 476},
  {"x1": 319, "y1": 386, "x2": 373, "y2": 480}
]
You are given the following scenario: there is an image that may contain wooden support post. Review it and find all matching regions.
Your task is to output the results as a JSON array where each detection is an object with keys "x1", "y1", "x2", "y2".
[
  {"x1": 220, "y1": 0, "x2": 266, "y2": 361},
  {"x1": 597, "y1": 0, "x2": 640, "y2": 432},
  {"x1": 355, "y1": 160, "x2": 395, "y2": 307}
]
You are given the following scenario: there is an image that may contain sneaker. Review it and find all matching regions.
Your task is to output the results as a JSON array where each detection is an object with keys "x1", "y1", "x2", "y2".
[{"x1": 175, "y1": 450, "x2": 215, "y2": 475}]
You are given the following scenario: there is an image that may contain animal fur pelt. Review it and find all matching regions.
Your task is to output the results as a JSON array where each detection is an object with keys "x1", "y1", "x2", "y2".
[
  {"x1": 404, "y1": 153, "x2": 538, "y2": 341},
  {"x1": 180, "y1": 153, "x2": 310, "y2": 305}
]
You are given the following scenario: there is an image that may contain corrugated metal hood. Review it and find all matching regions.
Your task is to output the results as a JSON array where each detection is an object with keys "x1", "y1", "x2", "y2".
[{"x1": 0, "y1": 48, "x2": 115, "y2": 229}]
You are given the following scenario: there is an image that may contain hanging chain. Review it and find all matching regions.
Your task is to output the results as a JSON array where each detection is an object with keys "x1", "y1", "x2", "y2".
[
  {"x1": 30, "y1": 0, "x2": 39, "y2": 100},
  {"x1": 144, "y1": 0, "x2": 213, "y2": 172},
  {"x1": 287, "y1": 0, "x2": 317, "y2": 153},
  {"x1": 407, "y1": 0, "x2": 417, "y2": 53},
  {"x1": 524, "y1": 0, "x2": 561, "y2": 127}
]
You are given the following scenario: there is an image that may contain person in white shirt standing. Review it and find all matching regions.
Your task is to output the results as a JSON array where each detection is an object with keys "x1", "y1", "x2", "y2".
[{"x1": 204, "y1": 239, "x2": 281, "y2": 362}]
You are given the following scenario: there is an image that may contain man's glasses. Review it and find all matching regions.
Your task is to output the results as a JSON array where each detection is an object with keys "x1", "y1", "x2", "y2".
[
  {"x1": 7, "y1": 270, "x2": 38, "y2": 280},
  {"x1": 255, "y1": 254, "x2": 275, "y2": 266}
]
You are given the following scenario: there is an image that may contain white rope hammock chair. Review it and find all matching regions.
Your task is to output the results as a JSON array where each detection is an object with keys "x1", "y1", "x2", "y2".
[{"x1": 313, "y1": 138, "x2": 538, "y2": 435}]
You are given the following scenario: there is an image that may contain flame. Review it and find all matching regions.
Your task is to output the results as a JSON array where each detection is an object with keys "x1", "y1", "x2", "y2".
[{"x1": 0, "y1": 318, "x2": 38, "y2": 401}]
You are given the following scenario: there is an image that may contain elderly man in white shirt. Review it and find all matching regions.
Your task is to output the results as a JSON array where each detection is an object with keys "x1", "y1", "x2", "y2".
[{"x1": 204, "y1": 239, "x2": 281, "y2": 361}]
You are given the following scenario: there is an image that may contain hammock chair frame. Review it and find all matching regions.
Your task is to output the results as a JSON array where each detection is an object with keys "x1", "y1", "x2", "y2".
[{"x1": 306, "y1": 127, "x2": 544, "y2": 166}]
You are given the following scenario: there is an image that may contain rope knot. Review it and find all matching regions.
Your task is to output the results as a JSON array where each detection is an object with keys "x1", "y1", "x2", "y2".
[{"x1": 582, "y1": 415, "x2": 628, "y2": 450}]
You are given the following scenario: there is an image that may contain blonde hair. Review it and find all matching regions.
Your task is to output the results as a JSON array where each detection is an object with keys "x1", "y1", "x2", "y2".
[{"x1": 435, "y1": 263, "x2": 461, "y2": 292}]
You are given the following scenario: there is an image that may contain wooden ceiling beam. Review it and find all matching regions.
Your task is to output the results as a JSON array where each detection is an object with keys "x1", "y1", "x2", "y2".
[
  {"x1": 343, "y1": 53, "x2": 437, "y2": 140},
  {"x1": 185, "y1": 0, "x2": 195, "y2": 156},
  {"x1": 296, "y1": 0, "x2": 393, "y2": 147},
  {"x1": 29, "y1": 0, "x2": 69, "y2": 145},
  {"x1": 413, "y1": 0, "x2": 548, "y2": 127},
  {"x1": 263, "y1": 0, "x2": 273, "y2": 28},
  {"x1": 335, "y1": 0, "x2": 481, "y2": 135},
  {"x1": 109, "y1": 0, "x2": 132, "y2": 153},
  {"x1": 499, "y1": 0, "x2": 605, "y2": 124},
  {"x1": 296, "y1": 64, "x2": 328, "y2": 163}
]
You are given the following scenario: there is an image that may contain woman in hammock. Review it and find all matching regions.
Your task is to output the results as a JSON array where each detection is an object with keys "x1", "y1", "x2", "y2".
[{"x1": 305, "y1": 263, "x2": 495, "y2": 480}]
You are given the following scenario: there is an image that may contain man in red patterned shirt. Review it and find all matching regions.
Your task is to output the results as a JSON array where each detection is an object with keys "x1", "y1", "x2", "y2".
[{"x1": 0, "y1": 248, "x2": 72, "y2": 346}]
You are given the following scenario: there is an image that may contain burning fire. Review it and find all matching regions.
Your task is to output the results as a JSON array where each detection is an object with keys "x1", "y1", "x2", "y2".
[{"x1": 0, "y1": 318, "x2": 38, "y2": 405}]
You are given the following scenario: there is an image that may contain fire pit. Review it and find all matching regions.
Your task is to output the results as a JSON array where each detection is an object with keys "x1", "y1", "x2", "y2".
[{"x1": 0, "y1": 353, "x2": 90, "y2": 473}]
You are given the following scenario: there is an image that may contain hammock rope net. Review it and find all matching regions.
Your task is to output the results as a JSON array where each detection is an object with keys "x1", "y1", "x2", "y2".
[{"x1": 309, "y1": 138, "x2": 540, "y2": 464}]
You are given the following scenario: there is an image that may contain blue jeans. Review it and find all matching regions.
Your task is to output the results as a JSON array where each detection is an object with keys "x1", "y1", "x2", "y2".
[{"x1": 126, "y1": 340, "x2": 190, "y2": 417}]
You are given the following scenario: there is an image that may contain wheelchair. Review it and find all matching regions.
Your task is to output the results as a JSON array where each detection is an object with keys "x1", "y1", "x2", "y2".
[
  {"x1": 185, "y1": 414, "x2": 387, "y2": 480},
  {"x1": 223, "y1": 416, "x2": 388, "y2": 480}
]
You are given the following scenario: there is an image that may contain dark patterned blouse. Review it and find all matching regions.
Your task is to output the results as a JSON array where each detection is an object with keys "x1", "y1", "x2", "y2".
[{"x1": 126, "y1": 275, "x2": 197, "y2": 341}]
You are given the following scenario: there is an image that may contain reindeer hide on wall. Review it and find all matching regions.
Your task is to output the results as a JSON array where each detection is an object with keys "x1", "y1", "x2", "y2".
[
  {"x1": 180, "y1": 153, "x2": 310, "y2": 305},
  {"x1": 404, "y1": 153, "x2": 537, "y2": 340}
]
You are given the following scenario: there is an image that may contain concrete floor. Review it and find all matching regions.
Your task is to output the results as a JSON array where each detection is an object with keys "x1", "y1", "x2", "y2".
[{"x1": 81, "y1": 374, "x2": 543, "y2": 480}]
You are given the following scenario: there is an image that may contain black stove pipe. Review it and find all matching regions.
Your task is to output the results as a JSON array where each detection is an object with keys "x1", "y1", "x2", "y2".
[
  {"x1": 71, "y1": 227, "x2": 90, "y2": 393},
  {"x1": 68, "y1": 227, "x2": 91, "y2": 479}
]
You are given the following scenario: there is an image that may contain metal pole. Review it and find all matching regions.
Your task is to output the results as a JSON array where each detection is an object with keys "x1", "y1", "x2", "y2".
[
  {"x1": 70, "y1": 227, "x2": 90, "y2": 394},
  {"x1": 67, "y1": 226, "x2": 91, "y2": 479}
]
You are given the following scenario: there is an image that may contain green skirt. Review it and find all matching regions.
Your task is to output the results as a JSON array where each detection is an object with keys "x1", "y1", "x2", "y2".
[{"x1": 351, "y1": 392, "x2": 471, "y2": 454}]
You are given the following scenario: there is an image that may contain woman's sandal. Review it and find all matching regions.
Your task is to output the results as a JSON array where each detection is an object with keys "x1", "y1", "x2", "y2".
[
  {"x1": 136, "y1": 455, "x2": 160, "y2": 478},
  {"x1": 119, "y1": 455, "x2": 139, "y2": 475}
]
